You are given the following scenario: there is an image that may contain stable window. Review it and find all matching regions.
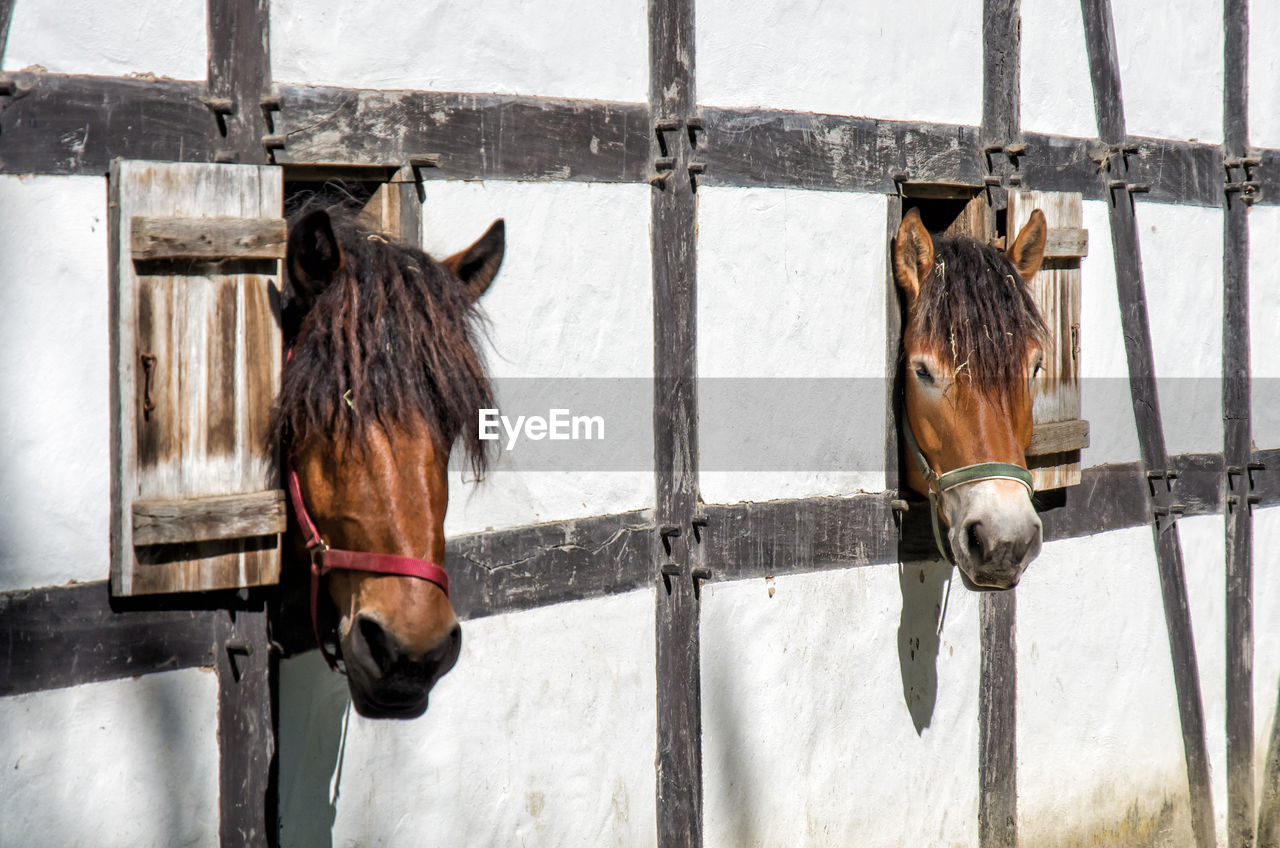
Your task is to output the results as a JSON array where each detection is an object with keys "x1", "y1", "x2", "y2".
[
  {"x1": 896, "y1": 183, "x2": 1089, "y2": 490},
  {"x1": 109, "y1": 161, "x2": 420, "y2": 596}
]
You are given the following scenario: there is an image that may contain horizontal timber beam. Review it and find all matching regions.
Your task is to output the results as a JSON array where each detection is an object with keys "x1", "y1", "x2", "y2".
[
  {"x1": 4, "y1": 449, "x2": 1276, "y2": 689},
  {"x1": 0, "y1": 74, "x2": 1269, "y2": 208}
]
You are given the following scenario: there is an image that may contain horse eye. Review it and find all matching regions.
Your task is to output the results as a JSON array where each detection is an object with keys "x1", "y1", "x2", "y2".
[
  {"x1": 1032, "y1": 357, "x2": 1044, "y2": 377},
  {"x1": 913, "y1": 363, "x2": 934, "y2": 384}
]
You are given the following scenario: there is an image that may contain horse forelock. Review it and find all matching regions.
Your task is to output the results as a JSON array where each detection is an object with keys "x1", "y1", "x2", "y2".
[
  {"x1": 276, "y1": 206, "x2": 495, "y2": 475},
  {"x1": 909, "y1": 236, "x2": 1046, "y2": 403}
]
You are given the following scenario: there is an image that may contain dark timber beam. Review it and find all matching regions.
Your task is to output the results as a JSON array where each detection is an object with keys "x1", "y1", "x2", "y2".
[
  {"x1": 0, "y1": 73, "x2": 219, "y2": 174},
  {"x1": 650, "y1": 0, "x2": 703, "y2": 843},
  {"x1": 207, "y1": 0, "x2": 271, "y2": 164},
  {"x1": 4, "y1": 451, "x2": 1278, "y2": 693},
  {"x1": 216, "y1": 602, "x2": 273, "y2": 848},
  {"x1": 0, "y1": 0, "x2": 14, "y2": 66},
  {"x1": 1223, "y1": 2, "x2": 1257, "y2": 847},
  {"x1": 979, "y1": 4, "x2": 1021, "y2": 844},
  {"x1": 1080, "y1": 1, "x2": 1216, "y2": 845},
  {"x1": 0, "y1": 582, "x2": 218, "y2": 696},
  {"x1": 271, "y1": 85, "x2": 651, "y2": 183}
]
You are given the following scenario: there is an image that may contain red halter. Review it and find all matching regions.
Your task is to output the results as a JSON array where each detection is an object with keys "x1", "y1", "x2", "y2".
[{"x1": 287, "y1": 466, "x2": 451, "y2": 671}]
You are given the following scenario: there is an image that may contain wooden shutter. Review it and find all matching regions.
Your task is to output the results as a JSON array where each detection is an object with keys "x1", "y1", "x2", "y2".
[
  {"x1": 1007, "y1": 190, "x2": 1089, "y2": 490},
  {"x1": 109, "y1": 160, "x2": 285, "y2": 596}
]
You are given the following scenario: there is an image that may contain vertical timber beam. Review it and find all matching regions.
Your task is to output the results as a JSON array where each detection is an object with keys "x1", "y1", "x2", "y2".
[
  {"x1": 217, "y1": 603, "x2": 274, "y2": 848},
  {"x1": 207, "y1": 0, "x2": 271, "y2": 163},
  {"x1": 1223, "y1": 2, "x2": 1256, "y2": 847},
  {"x1": 980, "y1": 4, "x2": 1021, "y2": 847},
  {"x1": 208, "y1": 3, "x2": 275, "y2": 843},
  {"x1": 1080, "y1": 2, "x2": 1216, "y2": 847},
  {"x1": 649, "y1": 0, "x2": 703, "y2": 845},
  {"x1": 0, "y1": 0, "x2": 14, "y2": 67}
]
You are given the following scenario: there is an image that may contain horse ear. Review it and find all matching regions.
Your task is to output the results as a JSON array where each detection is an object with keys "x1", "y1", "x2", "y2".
[
  {"x1": 894, "y1": 207, "x2": 934, "y2": 303},
  {"x1": 1006, "y1": 208, "x2": 1047, "y2": 282},
  {"x1": 443, "y1": 219, "x2": 505, "y2": 302},
  {"x1": 287, "y1": 209, "x2": 344, "y2": 303}
]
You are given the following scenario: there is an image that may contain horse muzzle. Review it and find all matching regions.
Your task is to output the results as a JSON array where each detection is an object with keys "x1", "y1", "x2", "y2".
[
  {"x1": 945, "y1": 479, "x2": 1043, "y2": 590},
  {"x1": 342, "y1": 615, "x2": 463, "y2": 719}
]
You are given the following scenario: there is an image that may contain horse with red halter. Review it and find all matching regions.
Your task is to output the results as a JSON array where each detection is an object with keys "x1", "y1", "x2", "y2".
[
  {"x1": 894, "y1": 206, "x2": 1048, "y2": 590},
  {"x1": 278, "y1": 205, "x2": 504, "y2": 718}
]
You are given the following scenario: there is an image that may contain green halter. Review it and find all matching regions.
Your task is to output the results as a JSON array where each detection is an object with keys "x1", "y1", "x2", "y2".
[{"x1": 901, "y1": 413, "x2": 1035, "y2": 561}]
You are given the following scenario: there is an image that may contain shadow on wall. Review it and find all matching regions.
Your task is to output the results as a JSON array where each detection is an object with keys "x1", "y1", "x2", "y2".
[
  {"x1": 896, "y1": 558, "x2": 952, "y2": 735},
  {"x1": 277, "y1": 651, "x2": 352, "y2": 848}
]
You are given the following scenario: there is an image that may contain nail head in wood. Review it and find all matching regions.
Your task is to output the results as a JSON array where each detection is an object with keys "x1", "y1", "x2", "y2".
[
  {"x1": 659, "y1": 524, "x2": 682, "y2": 538},
  {"x1": 200, "y1": 97, "x2": 235, "y2": 115}
]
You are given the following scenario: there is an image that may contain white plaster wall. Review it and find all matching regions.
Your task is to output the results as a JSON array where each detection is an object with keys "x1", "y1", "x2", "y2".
[
  {"x1": 0, "y1": 669, "x2": 219, "y2": 848},
  {"x1": 1020, "y1": 0, "x2": 1098, "y2": 139},
  {"x1": 700, "y1": 561, "x2": 980, "y2": 847},
  {"x1": 697, "y1": 188, "x2": 887, "y2": 504},
  {"x1": 1079, "y1": 199, "x2": 1142, "y2": 467},
  {"x1": 2, "y1": 0, "x2": 206, "y2": 80},
  {"x1": 0, "y1": 176, "x2": 111, "y2": 592},
  {"x1": 270, "y1": 0, "x2": 646, "y2": 103},
  {"x1": 1017, "y1": 526, "x2": 1196, "y2": 844},
  {"x1": 1138, "y1": 202, "x2": 1224, "y2": 457},
  {"x1": 1250, "y1": 205, "x2": 1280, "y2": 450},
  {"x1": 1254, "y1": 508, "x2": 1280, "y2": 786},
  {"x1": 277, "y1": 590, "x2": 657, "y2": 848},
  {"x1": 697, "y1": 0, "x2": 982, "y2": 126},
  {"x1": 1111, "y1": 0, "x2": 1223, "y2": 144},
  {"x1": 418, "y1": 181, "x2": 654, "y2": 535},
  {"x1": 1249, "y1": 0, "x2": 1280, "y2": 148}
]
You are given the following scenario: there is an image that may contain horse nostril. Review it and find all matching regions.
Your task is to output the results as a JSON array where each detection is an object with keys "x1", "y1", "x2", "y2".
[
  {"x1": 357, "y1": 615, "x2": 400, "y2": 678},
  {"x1": 966, "y1": 520, "x2": 988, "y2": 559},
  {"x1": 432, "y1": 623, "x2": 463, "y2": 680}
]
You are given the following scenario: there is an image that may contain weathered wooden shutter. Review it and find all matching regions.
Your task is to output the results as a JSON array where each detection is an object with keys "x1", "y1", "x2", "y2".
[
  {"x1": 109, "y1": 160, "x2": 285, "y2": 595},
  {"x1": 1007, "y1": 190, "x2": 1089, "y2": 490}
]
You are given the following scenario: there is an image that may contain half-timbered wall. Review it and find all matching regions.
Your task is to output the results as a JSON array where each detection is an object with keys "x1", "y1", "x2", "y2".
[{"x1": 2, "y1": 1, "x2": 1279, "y2": 847}]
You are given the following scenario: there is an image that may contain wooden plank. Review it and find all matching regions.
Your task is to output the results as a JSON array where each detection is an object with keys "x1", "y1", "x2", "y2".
[
  {"x1": 982, "y1": 0, "x2": 1020, "y2": 150},
  {"x1": 216, "y1": 603, "x2": 273, "y2": 848},
  {"x1": 1009, "y1": 190, "x2": 1084, "y2": 489},
  {"x1": 1027, "y1": 419, "x2": 1090, "y2": 456},
  {"x1": 111, "y1": 161, "x2": 283, "y2": 596},
  {"x1": 367, "y1": 165, "x2": 422, "y2": 245},
  {"x1": 131, "y1": 217, "x2": 287, "y2": 260},
  {"x1": 650, "y1": 0, "x2": 703, "y2": 843},
  {"x1": 272, "y1": 85, "x2": 651, "y2": 183},
  {"x1": 1223, "y1": 3, "x2": 1255, "y2": 847},
  {"x1": 0, "y1": 74, "x2": 218, "y2": 174},
  {"x1": 1080, "y1": 3, "x2": 1216, "y2": 844},
  {"x1": 979, "y1": 590, "x2": 1018, "y2": 848},
  {"x1": 132, "y1": 490, "x2": 286, "y2": 546},
  {"x1": 1044, "y1": 227, "x2": 1089, "y2": 259},
  {"x1": 0, "y1": 582, "x2": 218, "y2": 696},
  {"x1": 207, "y1": 0, "x2": 271, "y2": 164}
]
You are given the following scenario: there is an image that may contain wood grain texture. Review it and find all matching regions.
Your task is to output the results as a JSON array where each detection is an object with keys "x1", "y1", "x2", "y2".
[
  {"x1": 651, "y1": 0, "x2": 703, "y2": 843},
  {"x1": 1223, "y1": 2, "x2": 1255, "y2": 845},
  {"x1": 982, "y1": 0, "x2": 1021, "y2": 149},
  {"x1": 1027, "y1": 419, "x2": 1090, "y2": 456},
  {"x1": 272, "y1": 85, "x2": 650, "y2": 183},
  {"x1": 111, "y1": 161, "x2": 283, "y2": 596},
  {"x1": 131, "y1": 217, "x2": 286, "y2": 260},
  {"x1": 216, "y1": 603, "x2": 273, "y2": 848},
  {"x1": 1043, "y1": 227, "x2": 1089, "y2": 259},
  {"x1": 1010, "y1": 190, "x2": 1084, "y2": 489},
  {"x1": 0, "y1": 74, "x2": 219, "y2": 174},
  {"x1": 206, "y1": 0, "x2": 270, "y2": 164},
  {"x1": 979, "y1": 590, "x2": 1018, "y2": 848},
  {"x1": 132, "y1": 490, "x2": 286, "y2": 546},
  {"x1": 0, "y1": 582, "x2": 218, "y2": 696}
]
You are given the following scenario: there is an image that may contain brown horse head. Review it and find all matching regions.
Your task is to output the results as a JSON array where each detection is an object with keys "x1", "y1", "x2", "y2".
[
  {"x1": 894, "y1": 207, "x2": 1048, "y2": 589},
  {"x1": 279, "y1": 207, "x2": 504, "y2": 718}
]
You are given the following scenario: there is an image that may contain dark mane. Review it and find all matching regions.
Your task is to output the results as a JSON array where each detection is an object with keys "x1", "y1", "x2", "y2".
[
  {"x1": 276, "y1": 205, "x2": 494, "y2": 474},
  {"x1": 911, "y1": 235, "x2": 1047, "y2": 396}
]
